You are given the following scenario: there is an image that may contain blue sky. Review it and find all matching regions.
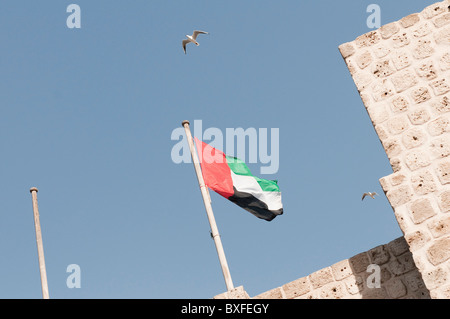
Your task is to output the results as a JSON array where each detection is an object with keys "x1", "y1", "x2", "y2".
[{"x1": 0, "y1": 0, "x2": 436, "y2": 299}]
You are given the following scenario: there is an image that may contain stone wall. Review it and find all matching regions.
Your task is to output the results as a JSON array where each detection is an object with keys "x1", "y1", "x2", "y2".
[
  {"x1": 214, "y1": 0, "x2": 450, "y2": 299},
  {"x1": 338, "y1": 0, "x2": 450, "y2": 298},
  {"x1": 214, "y1": 237, "x2": 430, "y2": 299}
]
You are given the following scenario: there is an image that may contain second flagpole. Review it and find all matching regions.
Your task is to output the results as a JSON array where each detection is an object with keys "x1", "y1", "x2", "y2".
[
  {"x1": 30, "y1": 187, "x2": 50, "y2": 299},
  {"x1": 182, "y1": 120, "x2": 234, "y2": 292}
]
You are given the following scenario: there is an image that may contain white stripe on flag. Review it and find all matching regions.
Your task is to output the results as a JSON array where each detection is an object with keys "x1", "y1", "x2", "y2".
[{"x1": 229, "y1": 170, "x2": 283, "y2": 211}]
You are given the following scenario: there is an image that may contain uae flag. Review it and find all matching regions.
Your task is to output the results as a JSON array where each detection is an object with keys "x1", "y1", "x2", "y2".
[{"x1": 195, "y1": 137, "x2": 283, "y2": 221}]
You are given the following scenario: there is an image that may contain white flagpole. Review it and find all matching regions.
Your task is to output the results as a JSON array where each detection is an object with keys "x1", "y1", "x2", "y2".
[
  {"x1": 182, "y1": 120, "x2": 235, "y2": 291},
  {"x1": 29, "y1": 187, "x2": 50, "y2": 299}
]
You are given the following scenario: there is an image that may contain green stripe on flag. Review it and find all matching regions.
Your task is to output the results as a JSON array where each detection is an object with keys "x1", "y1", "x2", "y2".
[{"x1": 225, "y1": 156, "x2": 280, "y2": 193}]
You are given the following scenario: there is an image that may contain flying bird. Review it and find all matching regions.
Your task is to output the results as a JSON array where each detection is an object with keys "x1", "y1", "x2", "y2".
[
  {"x1": 182, "y1": 30, "x2": 209, "y2": 54},
  {"x1": 362, "y1": 192, "x2": 378, "y2": 201}
]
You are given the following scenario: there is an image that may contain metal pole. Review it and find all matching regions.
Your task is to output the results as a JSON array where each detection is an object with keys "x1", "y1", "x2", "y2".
[
  {"x1": 182, "y1": 120, "x2": 235, "y2": 291},
  {"x1": 30, "y1": 187, "x2": 50, "y2": 299}
]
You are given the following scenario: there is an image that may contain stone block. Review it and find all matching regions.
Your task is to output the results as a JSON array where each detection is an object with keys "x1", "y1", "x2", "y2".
[
  {"x1": 412, "y1": 39, "x2": 435, "y2": 59},
  {"x1": 392, "y1": 32, "x2": 410, "y2": 48},
  {"x1": 428, "y1": 116, "x2": 450, "y2": 136},
  {"x1": 434, "y1": 25, "x2": 450, "y2": 44},
  {"x1": 372, "y1": 59, "x2": 396, "y2": 78},
  {"x1": 368, "y1": 245, "x2": 390, "y2": 265},
  {"x1": 427, "y1": 236, "x2": 450, "y2": 265},
  {"x1": 430, "y1": 284, "x2": 450, "y2": 299},
  {"x1": 429, "y1": 78, "x2": 450, "y2": 96},
  {"x1": 405, "y1": 230, "x2": 431, "y2": 251},
  {"x1": 390, "y1": 95, "x2": 410, "y2": 113},
  {"x1": 227, "y1": 286, "x2": 250, "y2": 299},
  {"x1": 436, "y1": 160, "x2": 450, "y2": 184},
  {"x1": 317, "y1": 282, "x2": 348, "y2": 299},
  {"x1": 402, "y1": 127, "x2": 427, "y2": 149},
  {"x1": 415, "y1": 60, "x2": 438, "y2": 80},
  {"x1": 391, "y1": 50, "x2": 412, "y2": 70},
  {"x1": 374, "y1": 124, "x2": 389, "y2": 141},
  {"x1": 421, "y1": 2, "x2": 448, "y2": 19},
  {"x1": 408, "y1": 107, "x2": 431, "y2": 125},
  {"x1": 410, "y1": 198, "x2": 437, "y2": 224},
  {"x1": 391, "y1": 172, "x2": 406, "y2": 186},
  {"x1": 428, "y1": 215, "x2": 450, "y2": 238},
  {"x1": 281, "y1": 276, "x2": 310, "y2": 299},
  {"x1": 339, "y1": 42, "x2": 355, "y2": 58},
  {"x1": 356, "y1": 51, "x2": 373, "y2": 69},
  {"x1": 412, "y1": 22, "x2": 433, "y2": 37},
  {"x1": 380, "y1": 266, "x2": 393, "y2": 284},
  {"x1": 385, "y1": 279, "x2": 407, "y2": 298},
  {"x1": 438, "y1": 190, "x2": 450, "y2": 212},
  {"x1": 349, "y1": 252, "x2": 370, "y2": 274},
  {"x1": 411, "y1": 87, "x2": 432, "y2": 104},
  {"x1": 387, "y1": 115, "x2": 410, "y2": 135},
  {"x1": 394, "y1": 208, "x2": 411, "y2": 231},
  {"x1": 433, "y1": 12, "x2": 450, "y2": 28},
  {"x1": 361, "y1": 286, "x2": 389, "y2": 298},
  {"x1": 380, "y1": 22, "x2": 400, "y2": 39},
  {"x1": 405, "y1": 149, "x2": 431, "y2": 171},
  {"x1": 400, "y1": 13, "x2": 421, "y2": 28},
  {"x1": 430, "y1": 95, "x2": 450, "y2": 115},
  {"x1": 422, "y1": 266, "x2": 449, "y2": 290},
  {"x1": 404, "y1": 270, "x2": 428, "y2": 293},
  {"x1": 429, "y1": 136, "x2": 450, "y2": 159},
  {"x1": 390, "y1": 157, "x2": 402, "y2": 172},
  {"x1": 371, "y1": 79, "x2": 395, "y2": 101},
  {"x1": 411, "y1": 169, "x2": 437, "y2": 195},
  {"x1": 308, "y1": 268, "x2": 333, "y2": 289},
  {"x1": 355, "y1": 31, "x2": 380, "y2": 48},
  {"x1": 391, "y1": 69, "x2": 418, "y2": 93},
  {"x1": 331, "y1": 259, "x2": 353, "y2": 281},
  {"x1": 389, "y1": 252, "x2": 417, "y2": 276},
  {"x1": 373, "y1": 44, "x2": 391, "y2": 58},
  {"x1": 294, "y1": 292, "x2": 314, "y2": 299},
  {"x1": 383, "y1": 138, "x2": 403, "y2": 158},
  {"x1": 387, "y1": 237, "x2": 410, "y2": 256},
  {"x1": 343, "y1": 275, "x2": 364, "y2": 295},
  {"x1": 379, "y1": 176, "x2": 390, "y2": 192},
  {"x1": 386, "y1": 185, "x2": 413, "y2": 207}
]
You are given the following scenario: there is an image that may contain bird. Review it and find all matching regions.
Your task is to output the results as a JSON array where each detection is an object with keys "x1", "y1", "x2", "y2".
[
  {"x1": 362, "y1": 192, "x2": 378, "y2": 200},
  {"x1": 182, "y1": 30, "x2": 209, "y2": 54}
]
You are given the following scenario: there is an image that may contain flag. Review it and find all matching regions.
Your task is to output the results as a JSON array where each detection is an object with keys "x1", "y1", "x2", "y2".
[{"x1": 195, "y1": 137, "x2": 283, "y2": 221}]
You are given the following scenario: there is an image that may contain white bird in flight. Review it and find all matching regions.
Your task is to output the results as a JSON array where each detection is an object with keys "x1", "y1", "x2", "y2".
[
  {"x1": 182, "y1": 30, "x2": 209, "y2": 54},
  {"x1": 362, "y1": 192, "x2": 378, "y2": 201}
]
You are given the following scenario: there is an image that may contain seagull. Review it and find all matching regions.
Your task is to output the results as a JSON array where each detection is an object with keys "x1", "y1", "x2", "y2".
[
  {"x1": 182, "y1": 30, "x2": 209, "y2": 54},
  {"x1": 362, "y1": 192, "x2": 378, "y2": 201}
]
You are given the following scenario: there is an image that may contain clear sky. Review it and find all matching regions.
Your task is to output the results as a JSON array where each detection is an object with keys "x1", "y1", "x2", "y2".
[{"x1": 0, "y1": 0, "x2": 436, "y2": 299}]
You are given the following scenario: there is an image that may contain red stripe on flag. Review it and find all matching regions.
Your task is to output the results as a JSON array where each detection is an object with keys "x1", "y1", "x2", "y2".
[{"x1": 194, "y1": 137, "x2": 234, "y2": 198}]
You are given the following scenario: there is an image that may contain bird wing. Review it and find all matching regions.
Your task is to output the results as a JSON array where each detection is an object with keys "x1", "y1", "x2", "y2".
[
  {"x1": 182, "y1": 39, "x2": 190, "y2": 54},
  {"x1": 362, "y1": 193, "x2": 367, "y2": 201},
  {"x1": 192, "y1": 30, "x2": 208, "y2": 40}
]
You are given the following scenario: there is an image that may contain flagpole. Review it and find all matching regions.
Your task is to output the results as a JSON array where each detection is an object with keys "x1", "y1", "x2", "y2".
[
  {"x1": 182, "y1": 120, "x2": 235, "y2": 292},
  {"x1": 29, "y1": 187, "x2": 50, "y2": 299}
]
